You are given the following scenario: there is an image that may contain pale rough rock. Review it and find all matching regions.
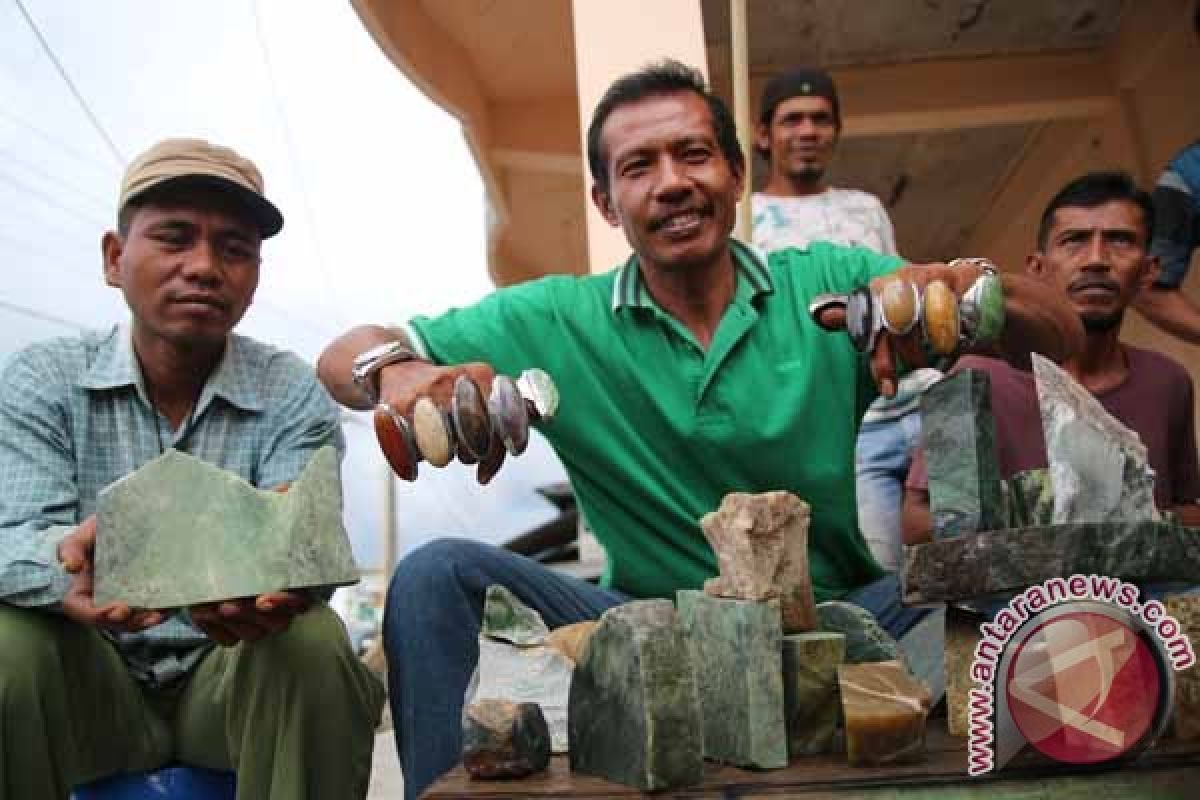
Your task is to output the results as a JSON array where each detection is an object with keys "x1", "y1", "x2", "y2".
[{"x1": 701, "y1": 491, "x2": 817, "y2": 633}]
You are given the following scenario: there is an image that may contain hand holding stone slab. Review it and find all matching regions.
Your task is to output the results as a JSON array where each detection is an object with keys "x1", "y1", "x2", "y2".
[
  {"x1": 93, "y1": 446, "x2": 358, "y2": 610},
  {"x1": 701, "y1": 491, "x2": 817, "y2": 633}
]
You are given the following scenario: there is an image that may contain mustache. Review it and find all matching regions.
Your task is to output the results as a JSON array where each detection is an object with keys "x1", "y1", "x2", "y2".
[
  {"x1": 648, "y1": 205, "x2": 712, "y2": 233},
  {"x1": 1068, "y1": 276, "x2": 1120, "y2": 294}
]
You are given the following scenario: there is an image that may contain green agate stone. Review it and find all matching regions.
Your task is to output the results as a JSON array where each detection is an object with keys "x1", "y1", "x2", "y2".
[
  {"x1": 782, "y1": 631, "x2": 845, "y2": 756},
  {"x1": 677, "y1": 590, "x2": 787, "y2": 769},
  {"x1": 919, "y1": 369, "x2": 1007, "y2": 538},
  {"x1": 94, "y1": 446, "x2": 358, "y2": 608},
  {"x1": 568, "y1": 600, "x2": 704, "y2": 791},
  {"x1": 481, "y1": 584, "x2": 549, "y2": 645}
]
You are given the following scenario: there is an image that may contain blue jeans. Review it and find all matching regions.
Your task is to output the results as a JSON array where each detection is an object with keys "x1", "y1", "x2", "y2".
[
  {"x1": 856, "y1": 411, "x2": 924, "y2": 572},
  {"x1": 384, "y1": 540, "x2": 933, "y2": 799}
]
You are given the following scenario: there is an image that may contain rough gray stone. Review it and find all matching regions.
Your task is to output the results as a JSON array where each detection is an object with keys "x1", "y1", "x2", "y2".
[
  {"x1": 816, "y1": 601, "x2": 901, "y2": 664},
  {"x1": 481, "y1": 585, "x2": 549, "y2": 645},
  {"x1": 462, "y1": 698, "x2": 551, "y2": 779}
]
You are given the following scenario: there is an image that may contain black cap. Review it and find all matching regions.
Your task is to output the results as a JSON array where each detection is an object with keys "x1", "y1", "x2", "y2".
[{"x1": 759, "y1": 67, "x2": 841, "y2": 129}]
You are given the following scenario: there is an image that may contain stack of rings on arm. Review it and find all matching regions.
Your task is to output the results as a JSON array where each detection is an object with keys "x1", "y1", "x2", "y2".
[
  {"x1": 372, "y1": 369, "x2": 560, "y2": 481},
  {"x1": 807, "y1": 258, "x2": 1005, "y2": 365}
]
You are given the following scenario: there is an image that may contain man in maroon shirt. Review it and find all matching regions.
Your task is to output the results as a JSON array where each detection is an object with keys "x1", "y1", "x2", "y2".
[{"x1": 903, "y1": 171, "x2": 1200, "y2": 542}]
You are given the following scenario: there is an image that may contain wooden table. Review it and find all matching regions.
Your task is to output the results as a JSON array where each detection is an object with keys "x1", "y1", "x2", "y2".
[{"x1": 424, "y1": 728, "x2": 1200, "y2": 799}]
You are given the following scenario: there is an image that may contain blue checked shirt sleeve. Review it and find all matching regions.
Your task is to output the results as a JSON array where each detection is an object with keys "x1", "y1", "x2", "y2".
[
  {"x1": 0, "y1": 348, "x2": 79, "y2": 608},
  {"x1": 255, "y1": 354, "x2": 345, "y2": 491}
]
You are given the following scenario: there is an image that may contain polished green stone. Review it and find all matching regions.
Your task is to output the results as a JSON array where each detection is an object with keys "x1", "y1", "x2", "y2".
[
  {"x1": 481, "y1": 584, "x2": 549, "y2": 645},
  {"x1": 919, "y1": 369, "x2": 1006, "y2": 538},
  {"x1": 94, "y1": 446, "x2": 357, "y2": 608},
  {"x1": 568, "y1": 600, "x2": 704, "y2": 791},
  {"x1": 782, "y1": 632, "x2": 845, "y2": 756},
  {"x1": 677, "y1": 590, "x2": 787, "y2": 769},
  {"x1": 1006, "y1": 468, "x2": 1055, "y2": 527}
]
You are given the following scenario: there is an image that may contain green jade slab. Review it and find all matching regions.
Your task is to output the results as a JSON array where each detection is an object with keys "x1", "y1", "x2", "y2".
[
  {"x1": 94, "y1": 446, "x2": 358, "y2": 608},
  {"x1": 677, "y1": 590, "x2": 787, "y2": 769},
  {"x1": 782, "y1": 631, "x2": 845, "y2": 756},
  {"x1": 482, "y1": 584, "x2": 550, "y2": 645},
  {"x1": 919, "y1": 369, "x2": 1007, "y2": 538}
]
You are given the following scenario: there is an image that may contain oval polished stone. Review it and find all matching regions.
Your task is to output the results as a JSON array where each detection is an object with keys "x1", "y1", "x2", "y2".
[
  {"x1": 490, "y1": 375, "x2": 529, "y2": 456},
  {"x1": 516, "y1": 368, "x2": 559, "y2": 422},
  {"x1": 373, "y1": 405, "x2": 418, "y2": 481},
  {"x1": 412, "y1": 396, "x2": 453, "y2": 467},
  {"x1": 878, "y1": 278, "x2": 918, "y2": 335},
  {"x1": 452, "y1": 375, "x2": 493, "y2": 460},
  {"x1": 922, "y1": 280, "x2": 960, "y2": 356}
]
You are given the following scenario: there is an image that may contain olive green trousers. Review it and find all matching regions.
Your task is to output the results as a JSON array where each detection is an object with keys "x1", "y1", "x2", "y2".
[{"x1": 0, "y1": 604, "x2": 385, "y2": 800}]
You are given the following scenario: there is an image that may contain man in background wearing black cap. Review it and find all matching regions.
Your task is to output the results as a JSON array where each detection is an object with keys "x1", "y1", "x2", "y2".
[
  {"x1": 752, "y1": 68, "x2": 940, "y2": 577},
  {"x1": 0, "y1": 138, "x2": 383, "y2": 799}
]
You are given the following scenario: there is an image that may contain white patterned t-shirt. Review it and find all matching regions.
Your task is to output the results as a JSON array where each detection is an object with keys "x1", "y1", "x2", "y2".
[{"x1": 752, "y1": 188, "x2": 898, "y2": 257}]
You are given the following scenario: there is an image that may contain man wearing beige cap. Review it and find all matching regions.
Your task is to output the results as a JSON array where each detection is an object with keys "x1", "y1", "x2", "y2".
[{"x1": 0, "y1": 138, "x2": 383, "y2": 799}]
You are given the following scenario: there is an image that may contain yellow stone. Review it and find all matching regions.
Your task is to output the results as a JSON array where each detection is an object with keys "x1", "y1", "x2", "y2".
[{"x1": 922, "y1": 280, "x2": 960, "y2": 356}]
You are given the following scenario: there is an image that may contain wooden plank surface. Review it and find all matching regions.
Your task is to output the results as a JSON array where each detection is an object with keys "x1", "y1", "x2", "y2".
[{"x1": 424, "y1": 727, "x2": 1200, "y2": 798}]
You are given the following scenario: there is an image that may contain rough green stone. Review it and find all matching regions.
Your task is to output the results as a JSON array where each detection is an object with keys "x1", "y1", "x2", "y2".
[
  {"x1": 781, "y1": 632, "x2": 845, "y2": 756},
  {"x1": 1033, "y1": 354, "x2": 1158, "y2": 524},
  {"x1": 94, "y1": 446, "x2": 357, "y2": 609},
  {"x1": 462, "y1": 698, "x2": 551, "y2": 779},
  {"x1": 1005, "y1": 468, "x2": 1055, "y2": 528},
  {"x1": 677, "y1": 590, "x2": 787, "y2": 768},
  {"x1": 816, "y1": 601, "x2": 901, "y2": 664},
  {"x1": 482, "y1": 585, "x2": 549, "y2": 645},
  {"x1": 919, "y1": 369, "x2": 1006, "y2": 538},
  {"x1": 902, "y1": 519, "x2": 1200, "y2": 604},
  {"x1": 568, "y1": 600, "x2": 703, "y2": 791}
]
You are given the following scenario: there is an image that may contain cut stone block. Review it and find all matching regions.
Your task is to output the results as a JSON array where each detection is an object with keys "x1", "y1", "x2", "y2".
[
  {"x1": 544, "y1": 620, "x2": 597, "y2": 664},
  {"x1": 568, "y1": 600, "x2": 704, "y2": 791},
  {"x1": 781, "y1": 631, "x2": 845, "y2": 756},
  {"x1": 943, "y1": 609, "x2": 984, "y2": 737},
  {"x1": 1165, "y1": 594, "x2": 1200, "y2": 741},
  {"x1": 94, "y1": 446, "x2": 357, "y2": 609},
  {"x1": 816, "y1": 601, "x2": 901, "y2": 664},
  {"x1": 482, "y1": 585, "x2": 549, "y2": 646},
  {"x1": 677, "y1": 590, "x2": 787, "y2": 768},
  {"x1": 919, "y1": 369, "x2": 1006, "y2": 538},
  {"x1": 701, "y1": 491, "x2": 816, "y2": 633},
  {"x1": 902, "y1": 520, "x2": 1200, "y2": 604},
  {"x1": 1006, "y1": 468, "x2": 1055, "y2": 528},
  {"x1": 462, "y1": 698, "x2": 551, "y2": 779},
  {"x1": 839, "y1": 660, "x2": 931, "y2": 766},
  {"x1": 1034, "y1": 354, "x2": 1158, "y2": 524}
]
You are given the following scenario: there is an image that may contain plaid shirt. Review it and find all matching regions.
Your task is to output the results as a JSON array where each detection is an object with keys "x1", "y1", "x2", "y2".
[{"x1": 0, "y1": 325, "x2": 344, "y2": 686}]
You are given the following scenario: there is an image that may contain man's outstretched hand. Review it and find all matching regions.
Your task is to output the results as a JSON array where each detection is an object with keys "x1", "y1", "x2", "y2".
[
  {"x1": 189, "y1": 591, "x2": 311, "y2": 646},
  {"x1": 58, "y1": 515, "x2": 164, "y2": 632}
]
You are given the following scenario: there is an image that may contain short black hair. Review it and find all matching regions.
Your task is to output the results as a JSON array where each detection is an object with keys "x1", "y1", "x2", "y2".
[
  {"x1": 586, "y1": 60, "x2": 743, "y2": 193},
  {"x1": 1036, "y1": 171, "x2": 1155, "y2": 250}
]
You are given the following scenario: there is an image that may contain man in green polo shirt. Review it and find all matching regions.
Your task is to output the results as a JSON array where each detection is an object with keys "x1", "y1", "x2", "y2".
[{"x1": 317, "y1": 62, "x2": 1081, "y2": 797}]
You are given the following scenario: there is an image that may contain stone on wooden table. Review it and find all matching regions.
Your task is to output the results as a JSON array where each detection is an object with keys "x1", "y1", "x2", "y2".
[
  {"x1": 568, "y1": 600, "x2": 704, "y2": 791},
  {"x1": 839, "y1": 660, "x2": 932, "y2": 767},
  {"x1": 1165, "y1": 594, "x2": 1200, "y2": 740},
  {"x1": 94, "y1": 446, "x2": 357, "y2": 609},
  {"x1": 701, "y1": 491, "x2": 817, "y2": 633},
  {"x1": 902, "y1": 520, "x2": 1200, "y2": 605},
  {"x1": 781, "y1": 631, "x2": 846, "y2": 756},
  {"x1": 462, "y1": 698, "x2": 551, "y2": 779},
  {"x1": 918, "y1": 369, "x2": 1007, "y2": 538},
  {"x1": 1033, "y1": 354, "x2": 1158, "y2": 524},
  {"x1": 816, "y1": 601, "x2": 901, "y2": 664},
  {"x1": 482, "y1": 584, "x2": 550, "y2": 646},
  {"x1": 943, "y1": 608, "x2": 984, "y2": 737},
  {"x1": 677, "y1": 590, "x2": 787, "y2": 768}
]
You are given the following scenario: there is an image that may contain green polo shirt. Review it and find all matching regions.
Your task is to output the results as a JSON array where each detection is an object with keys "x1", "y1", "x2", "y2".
[{"x1": 409, "y1": 239, "x2": 901, "y2": 602}]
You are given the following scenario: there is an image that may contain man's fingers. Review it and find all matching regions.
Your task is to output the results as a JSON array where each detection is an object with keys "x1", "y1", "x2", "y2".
[
  {"x1": 870, "y1": 334, "x2": 898, "y2": 398},
  {"x1": 476, "y1": 436, "x2": 507, "y2": 485},
  {"x1": 59, "y1": 517, "x2": 98, "y2": 573},
  {"x1": 256, "y1": 591, "x2": 308, "y2": 613}
]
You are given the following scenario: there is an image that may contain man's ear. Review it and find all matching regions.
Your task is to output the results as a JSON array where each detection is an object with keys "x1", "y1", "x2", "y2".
[
  {"x1": 754, "y1": 122, "x2": 771, "y2": 156},
  {"x1": 590, "y1": 184, "x2": 620, "y2": 228},
  {"x1": 101, "y1": 231, "x2": 124, "y2": 287}
]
